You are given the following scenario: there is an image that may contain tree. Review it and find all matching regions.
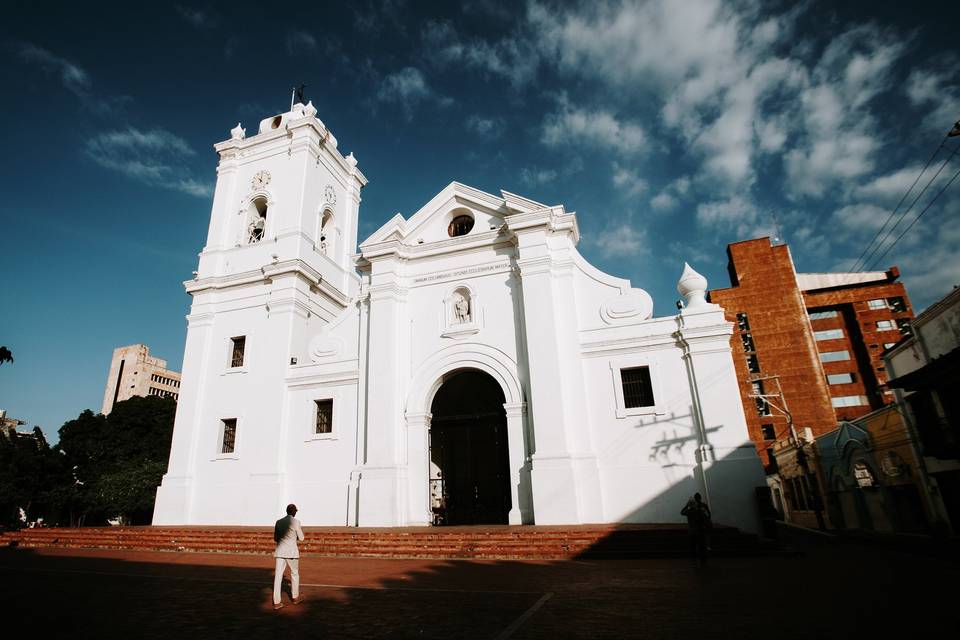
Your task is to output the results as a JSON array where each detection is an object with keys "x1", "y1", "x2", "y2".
[
  {"x1": 56, "y1": 396, "x2": 176, "y2": 525},
  {"x1": 0, "y1": 346, "x2": 12, "y2": 365}
]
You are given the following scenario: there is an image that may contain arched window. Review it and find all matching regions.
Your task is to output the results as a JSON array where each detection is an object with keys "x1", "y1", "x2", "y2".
[
  {"x1": 448, "y1": 214, "x2": 474, "y2": 237},
  {"x1": 319, "y1": 209, "x2": 335, "y2": 256},
  {"x1": 247, "y1": 197, "x2": 268, "y2": 244}
]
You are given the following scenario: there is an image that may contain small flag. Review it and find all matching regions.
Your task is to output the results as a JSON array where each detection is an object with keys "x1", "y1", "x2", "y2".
[{"x1": 949, "y1": 120, "x2": 960, "y2": 137}]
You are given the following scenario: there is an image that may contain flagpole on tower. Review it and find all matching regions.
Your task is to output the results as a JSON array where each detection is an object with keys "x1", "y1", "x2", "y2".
[{"x1": 290, "y1": 86, "x2": 295, "y2": 111}]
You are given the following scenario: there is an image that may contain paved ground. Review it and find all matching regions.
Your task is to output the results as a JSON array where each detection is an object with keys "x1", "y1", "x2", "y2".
[{"x1": 0, "y1": 537, "x2": 955, "y2": 639}]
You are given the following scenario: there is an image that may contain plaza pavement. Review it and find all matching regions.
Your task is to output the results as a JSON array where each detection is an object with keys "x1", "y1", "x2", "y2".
[{"x1": 0, "y1": 535, "x2": 955, "y2": 639}]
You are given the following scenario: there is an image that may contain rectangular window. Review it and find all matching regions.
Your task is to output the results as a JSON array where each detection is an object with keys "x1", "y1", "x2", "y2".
[
  {"x1": 868, "y1": 299, "x2": 887, "y2": 310},
  {"x1": 814, "y1": 329, "x2": 844, "y2": 341},
  {"x1": 808, "y1": 309, "x2": 839, "y2": 320},
  {"x1": 230, "y1": 336, "x2": 246, "y2": 368},
  {"x1": 820, "y1": 350, "x2": 850, "y2": 363},
  {"x1": 831, "y1": 395, "x2": 868, "y2": 408},
  {"x1": 621, "y1": 367, "x2": 655, "y2": 408},
  {"x1": 314, "y1": 399, "x2": 333, "y2": 434},
  {"x1": 736, "y1": 312, "x2": 751, "y2": 331},
  {"x1": 876, "y1": 320, "x2": 894, "y2": 331},
  {"x1": 887, "y1": 297, "x2": 907, "y2": 312},
  {"x1": 746, "y1": 354, "x2": 761, "y2": 374},
  {"x1": 884, "y1": 342, "x2": 897, "y2": 349},
  {"x1": 741, "y1": 333, "x2": 756, "y2": 353},
  {"x1": 827, "y1": 373, "x2": 855, "y2": 385},
  {"x1": 220, "y1": 418, "x2": 237, "y2": 454},
  {"x1": 761, "y1": 424, "x2": 776, "y2": 440}
]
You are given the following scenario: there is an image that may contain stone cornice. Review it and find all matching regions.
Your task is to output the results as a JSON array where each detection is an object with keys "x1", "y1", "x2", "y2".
[{"x1": 185, "y1": 259, "x2": 351, "y2": 307}]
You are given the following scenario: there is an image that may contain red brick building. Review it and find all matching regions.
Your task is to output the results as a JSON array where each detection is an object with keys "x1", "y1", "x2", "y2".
[{"x1": 708, "y1": 238, "x2": 914, "y2": 466}]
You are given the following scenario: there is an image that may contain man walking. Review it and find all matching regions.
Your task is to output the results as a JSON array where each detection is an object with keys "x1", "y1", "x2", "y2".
[
  {"x1": 681, "y1": 492, "x2": 712, "y2": 566},
  {"x1": 273, "y1": 503, "x2": 305, "y2": 610}
]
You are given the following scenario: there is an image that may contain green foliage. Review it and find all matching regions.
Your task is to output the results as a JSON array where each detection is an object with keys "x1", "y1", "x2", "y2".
[{"x1": 0, "y1": 396, "x2": 176, "y2": 528}]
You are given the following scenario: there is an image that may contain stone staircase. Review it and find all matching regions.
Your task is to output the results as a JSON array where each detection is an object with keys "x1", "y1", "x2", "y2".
[{"x1": 1, "y1": 523, "x2": 792, "y2": 559}]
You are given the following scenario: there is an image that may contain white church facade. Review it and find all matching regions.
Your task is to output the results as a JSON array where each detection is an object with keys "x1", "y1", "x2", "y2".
[{"x1": 152, "y1": 103, "x2": 766, "y2": 531}]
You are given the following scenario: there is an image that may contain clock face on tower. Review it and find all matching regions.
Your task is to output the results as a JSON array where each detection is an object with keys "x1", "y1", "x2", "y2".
[
  {"x1": 324, "y1": 185, "x2": 337, "y2": 205},
  {"x1": 252, "y1": 170, "x2": 271, "y2": 190}
]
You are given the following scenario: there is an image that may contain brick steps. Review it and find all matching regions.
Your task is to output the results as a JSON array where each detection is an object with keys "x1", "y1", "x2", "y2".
[{"x1": 2, "y1": 525, "x2": 791, "y2": 559}]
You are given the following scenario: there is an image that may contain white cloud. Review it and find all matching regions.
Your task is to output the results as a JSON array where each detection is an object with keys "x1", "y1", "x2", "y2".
[
  {"x1": 466, "y1": 114, "x2": 505, "y2": 138},
  {"x1": 611, "y1": 163, "x2": 647, "y2": 197},
  {"x1": 853, "y1": 166, "x2": 924, "y2": 205},
  {"x1": 695, "y1": 196, "x2": 761, "y2": 236},
  {"x1": 541, "y1": 100, "x2": 645, "y2": 154},
  {"x1": 15, "y1": 43, "x2": 124, "y2": 115},
  {"x1": 585, "y1": 224, "x2": 649, "y2": 258},
  {"x1": 906, "y1": 68, "x2": 960, "y2": 135},
  {"x1": 85, "y1": 128, "x2": 212, "y2": 198},
  {"x1": 421, "y1": 19, "x2": 539, "y2": 88},
  {"x1": 650, "y1": 176, "x2": 690, "y2": 211},
  {"x1": 519, "y1": 167, "x2": 558, "y2": 187},
  {"x1": 376, "y1": 67, "x2": 452, "y2": 119},
  {"x1": 286, "y1": 30, "x2": 317, "y2": 56},
  {"x1": 175, "y1": 5, "x2": 219, "y2": 29}
]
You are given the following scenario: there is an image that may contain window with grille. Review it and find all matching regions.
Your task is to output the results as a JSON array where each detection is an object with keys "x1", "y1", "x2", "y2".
[
  {"x1": 761, "y1": 424, "x2": 776, "y2": 440},
  {"x1": 876, "y1": 320, "x2": 894, "y2": 331},
  {"x1": 887, "y1": 297, "x2": 907, "y2": 312},
  {"x1": 230, "y1": 336, "x2": 246, "y2": 368},
  {"x1": 221, "y1": 418, "x2": 237, "y2": 454},
  {"x1": 314, "y1": 399, "x2": 333, "y2": 434},
  {"x1": 620, "y1": 367, "x2": 654, "y2": 408},
  {"x1": 867, "y1": 299, "x2": 887, "y2": 310},
  {"x1": 736, "y1": 312, "x2": 750, "y2": 331},
  {"x1": 447, "y1": 214, "x2": 475, "y2": 237}
]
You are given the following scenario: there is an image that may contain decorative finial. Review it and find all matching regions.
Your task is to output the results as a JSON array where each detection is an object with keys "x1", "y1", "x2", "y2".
[
  {"x1": 346, "y1": 152, "x2": 358, "y2": 167},
  {"x1": 303, "y1": 101, "x2": 317, "y2": 118},
  {"x1": 230, "y1": 123, "x2": 246, "y2": 140},
  {"x1": 677, "y1": 262, "x2": 708, "y2": 309}
]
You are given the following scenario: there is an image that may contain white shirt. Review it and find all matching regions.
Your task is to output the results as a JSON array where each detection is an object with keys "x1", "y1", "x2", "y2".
[{"x1": 274, "y1": 516, "x2": 304, "y2": 558}]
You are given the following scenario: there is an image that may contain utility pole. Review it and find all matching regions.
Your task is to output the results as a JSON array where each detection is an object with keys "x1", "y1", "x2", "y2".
[{"x1": 748, "y1": 374, "x2": 826, "y2": 530}]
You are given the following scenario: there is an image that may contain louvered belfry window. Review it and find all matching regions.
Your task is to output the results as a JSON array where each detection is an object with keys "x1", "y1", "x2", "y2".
[
  {"x1": 315, "y1": 399, "x2": 333, "y2": 434},
  {"x1": 621, "y1": 366, "x2": 655, "y2": 408},
  {"x1": 448, "y1": 215, "x2": 474, "y2": 237}
]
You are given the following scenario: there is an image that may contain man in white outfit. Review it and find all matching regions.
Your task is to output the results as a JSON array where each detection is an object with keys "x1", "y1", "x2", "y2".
[{"x1": 273, "y1": 503, "x2": 305, "y2": 610}]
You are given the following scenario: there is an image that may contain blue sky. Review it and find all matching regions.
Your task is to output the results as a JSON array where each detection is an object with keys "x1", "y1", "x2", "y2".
[{"x1": 2, "y1": 0, "x2": 958, "y2": 440}]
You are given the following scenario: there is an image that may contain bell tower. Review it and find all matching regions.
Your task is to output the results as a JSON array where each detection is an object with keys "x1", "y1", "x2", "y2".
[
  {"x1": 153, "y1": 102, "x2": 367, "y2": 525},
  {"x1": 197, "y1": 101, "x2": 367, "y2": 295}
]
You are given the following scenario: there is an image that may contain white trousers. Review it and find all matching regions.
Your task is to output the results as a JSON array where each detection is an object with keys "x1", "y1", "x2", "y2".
[{"x1": 273, "y1": 557, "x2": 300, "y2": 604}]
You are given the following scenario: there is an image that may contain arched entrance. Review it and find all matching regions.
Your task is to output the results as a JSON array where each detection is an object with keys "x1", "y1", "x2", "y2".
[{"x1": 429, "y1": 370, "x2": 511, "y2": 525}]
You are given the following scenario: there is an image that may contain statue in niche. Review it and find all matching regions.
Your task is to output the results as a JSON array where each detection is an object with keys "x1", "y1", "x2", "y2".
[{"x1": 453, "y1": 291, "x2": 471, "y2": 324}]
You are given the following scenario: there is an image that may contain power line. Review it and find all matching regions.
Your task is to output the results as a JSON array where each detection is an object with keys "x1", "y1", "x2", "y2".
[
  {"x1": 856, "y1": 142, "x2": 958, "y2": 272},
  {"x1": 848, "y1": 137, "x2": 949, "y2": 273},
  {"x1": 866, "y1": 162, "x2": 960, "y2": 271}
]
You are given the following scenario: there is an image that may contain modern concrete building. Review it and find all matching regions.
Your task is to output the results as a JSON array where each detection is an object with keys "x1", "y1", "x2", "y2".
[
  {"x1": 709, "y1": 237, "x2": 914, "y2": 467},
  {"x1": 152, "y1": 102, "x2": 767, "y2": 530},
  {"x1": 101, "y1": 344, "x2": 181, "y2": 415}
]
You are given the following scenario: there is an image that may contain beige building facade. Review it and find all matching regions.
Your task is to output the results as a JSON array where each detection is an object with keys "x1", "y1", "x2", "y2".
[{"x1": 101, "y1": 344, "x2": 181, "y2": 414}]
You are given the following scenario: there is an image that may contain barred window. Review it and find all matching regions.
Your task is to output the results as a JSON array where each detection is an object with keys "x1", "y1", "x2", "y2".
[
  {"x1": 887, "y1": 297, "x2": 907, "y2": 312},
  {"x1": 315, "y1": 399, "x2": 333, "y2": 434},
  {"x1": 761, "y1": 424, "x2": 776, "y2": 440},
  {"x1": 620, "y1": 367, "x2": 655, "y2": 409},
  {"x1": 221, "y1": 418, "x2": 237, "y2": 454},
  {"x1": 230, "y1": 336, "x2": 246, "y2": 368},
  {"x1": 867, "y1": 299, "x2": 887, "y2": 310}
]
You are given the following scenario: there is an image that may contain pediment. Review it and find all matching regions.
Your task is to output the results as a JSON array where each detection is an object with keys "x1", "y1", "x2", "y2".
[{"x1": 360, "y1": 182, "x2": 550, "y2": 248}]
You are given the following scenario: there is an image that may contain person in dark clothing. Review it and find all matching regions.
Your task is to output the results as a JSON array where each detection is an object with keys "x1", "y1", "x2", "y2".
[{"x1": 681, "y1": 492, "x2": 712, "y2": 566}]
